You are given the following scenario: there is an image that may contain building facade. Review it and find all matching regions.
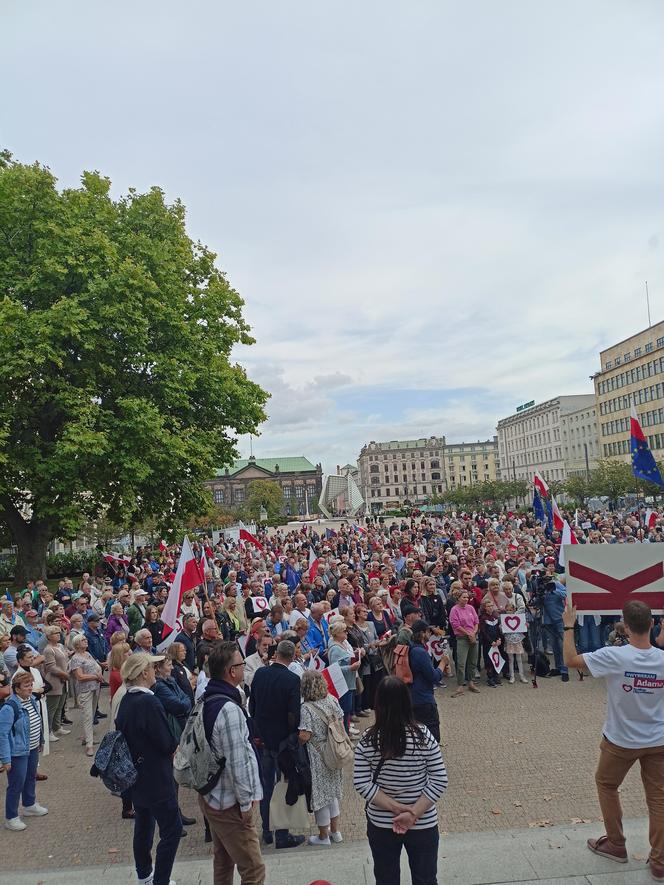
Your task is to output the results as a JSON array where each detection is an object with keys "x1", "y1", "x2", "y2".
[
  {"x1": 444, "y1": 437, "x2": 500, "y2": 489},
  {"x1": 205, "y1": 456, "x2": 323, "y2": 517},
  {"x1": 496, "y1": 394, "x2": 598, "y2": 483},
  {"x1": 358, "y1": 437, "x2": 446, "y2": 512},
  {"x1": 593, "y1": 321, "x2": 664, "y2": 461},
  {"x1": 357, "y1": 436, "x2": 500, "y2": 511}
]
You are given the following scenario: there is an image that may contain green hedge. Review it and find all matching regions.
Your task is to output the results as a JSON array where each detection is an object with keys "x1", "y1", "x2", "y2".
[{"x1": 0, "y1": 550, "x2": 100, "y2": 582}]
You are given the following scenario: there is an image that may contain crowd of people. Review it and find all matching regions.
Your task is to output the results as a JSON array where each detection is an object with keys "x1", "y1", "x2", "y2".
[{"x1": 1, "y1": 505, "x2": 663, "y2": 884}]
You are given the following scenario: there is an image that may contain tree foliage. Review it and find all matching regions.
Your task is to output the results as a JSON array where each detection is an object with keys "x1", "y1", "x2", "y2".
[
  {"x1": 0, "y1": 154, "x2": 267, "y2": 582},
  {"x1": 246, "y1": 480, "x2": 285, "y2": 521}
]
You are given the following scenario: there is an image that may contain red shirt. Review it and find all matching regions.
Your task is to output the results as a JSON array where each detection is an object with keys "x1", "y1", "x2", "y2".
[{"x1": 109, "y1": 668, "x2": 123, "y2": 699}]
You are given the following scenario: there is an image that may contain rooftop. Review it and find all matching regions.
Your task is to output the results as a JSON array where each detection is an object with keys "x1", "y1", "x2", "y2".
[
  {"x1": 364, "y1": 436, "x2": 443, "y2": 451},
  {"x1": 214, "y1": 456, "x2": 317, "y2": 477}
]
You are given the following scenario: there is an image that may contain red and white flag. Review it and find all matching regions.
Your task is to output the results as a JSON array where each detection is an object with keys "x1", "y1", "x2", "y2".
[
  {"x1": 559, "y1": 520, "x2": 578, "y2": 569},
  {"x1": 645, "y1": 509, "x2": 658, "y2": 530},
  {"x1": 308, "y1": 547, "x2": 320, "y2": 583},
  {"x1": 306, "y1": 653, "x2": 325, "y2": 671},
  {"x1": 157, "y1": 536, "x2": 202, "y2": 651},
  {"x1": 322, "y1": 662, "x2": 349, "y2": 698},
  {"x1": 533, "y1": 472, "x2": 550, "y2": 497},
  {"x1": 159, "y1": 539, "x2": 168, "y2": 553},
  {"x1": 102, "y1": 551, "x2": 131, "y2": 568},
  {"x1": 239, "y1": 521, "x2": 264, "y2": 552},
  {"x1": 551, "y1": 495, "x2": 565, "y2": 532},
  {"x1": 198, "y1": 548, "x2": 209, "y2": 583}
]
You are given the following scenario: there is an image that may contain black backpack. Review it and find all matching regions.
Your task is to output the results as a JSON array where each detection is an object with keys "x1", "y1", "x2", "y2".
[
  {"x1": 91, "y1": 730, "x2": 138, "y2": 796},
  {"x1": 534, "y1": 651, "x2": 550, "y2": 677}
]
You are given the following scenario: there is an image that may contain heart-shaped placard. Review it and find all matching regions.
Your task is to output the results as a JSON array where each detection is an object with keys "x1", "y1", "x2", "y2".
[{"x1": 504, "y1": 616, "x2": 520, "y2": 631}]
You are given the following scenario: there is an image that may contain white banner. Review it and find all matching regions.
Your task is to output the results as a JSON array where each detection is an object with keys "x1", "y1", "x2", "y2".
[
  {"x1": 500, "y1": 612, "x2": 527, "y2": 634},
  {"x1": 566, "y1": 545, "x2": 664, "y2": 615}
]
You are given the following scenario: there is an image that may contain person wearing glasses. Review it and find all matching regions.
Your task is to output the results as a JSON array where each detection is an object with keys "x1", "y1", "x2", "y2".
[
  {"x1": 115, "y1": 653, "x2": 182, "y2": 885},
  {"x1": 198, "y1": 642, "x2": 265, "y2": 885}
]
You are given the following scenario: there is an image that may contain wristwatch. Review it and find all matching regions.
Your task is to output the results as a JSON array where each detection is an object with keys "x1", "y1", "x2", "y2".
[{"x1": 563, "y1": 626, "x2": 574, "y2": 632}]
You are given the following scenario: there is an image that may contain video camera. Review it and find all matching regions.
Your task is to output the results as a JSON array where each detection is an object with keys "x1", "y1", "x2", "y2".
[{"x1": 527, "y1": 566, "x2": 556, "y2": 610}]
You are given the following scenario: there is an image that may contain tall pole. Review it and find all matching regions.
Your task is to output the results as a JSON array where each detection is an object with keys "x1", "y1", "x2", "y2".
[
  {"x1": 646, "y1": 281, "x2": 652, "y2": 328},
  {"x1": 583, "y1": 442, "x2": 590, "y2": 482}
]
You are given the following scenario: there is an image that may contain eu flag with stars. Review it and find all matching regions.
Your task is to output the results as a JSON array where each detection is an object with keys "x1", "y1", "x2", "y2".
[
  {"x1": 631, "y1": 405, "x2": 664, "y2": 488},
  {"x1": 533, "y1": 487, "x2": 546, "y2": 525}
]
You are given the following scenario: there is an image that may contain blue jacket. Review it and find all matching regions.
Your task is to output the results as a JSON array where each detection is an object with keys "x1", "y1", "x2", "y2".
[
  {"x1": 84, "y1": 624, "x2": 108, "y2": 663},
  {"x1": 409, "y1": 643, "x2": 443, "y2": 706},
  {"x1": 542, "y1": 582, "x2": 567, "y2": 625},
  {"x1": 306, "y1": 616, "x2": 329, "y2": 656},
  {"x1": 0, "y1": 695, "x2": 42, "y2": 763},
  {"x1": 284, "y1": 565, "x2": 301, "y2": 593},
  {"x1": 153, "y1": 676, "x2": 192, "y2": 730}
]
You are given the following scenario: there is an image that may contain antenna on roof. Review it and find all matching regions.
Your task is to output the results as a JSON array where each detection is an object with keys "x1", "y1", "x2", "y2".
[
  {"x1": 249, "y1": 435, "x2": 253, "y2": 457},
  {"x1": 646, "y1": 280, "x2": 652, "y2": 328}
]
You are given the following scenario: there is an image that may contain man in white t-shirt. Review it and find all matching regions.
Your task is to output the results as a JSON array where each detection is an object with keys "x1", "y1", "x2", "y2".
[{"x1": 563, "y1": 600, "x2": 664, "y2": 879}]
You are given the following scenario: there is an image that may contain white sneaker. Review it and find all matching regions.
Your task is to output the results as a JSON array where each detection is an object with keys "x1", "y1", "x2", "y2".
[
  {"x1": 349, "y1": 725, "x2": 360, "y2": 735},
  {"x1": 5, "y1": 817, "x2": 26, "y2": 831},
  {"x1": 308, "y1": 835, "x2": 331, "y2": 846},
  {"x1": 53, "y1": 728, "x2": 71, "y2": 736},
  {"x1": 330, "y1": 831, "x2": 343, "y2": 843},
  {"x1": 23, "y1": 804, "x2": 48, "y2": 817},
  {"x1": 519, "y1": 676, "x2": 529, "y2": 684},
  {"x1": 50, "y1": 734, "x2": 59, "y2": 742},
  {"x1": 508, "y1": 676, "x2": 515, "y2": 684}
]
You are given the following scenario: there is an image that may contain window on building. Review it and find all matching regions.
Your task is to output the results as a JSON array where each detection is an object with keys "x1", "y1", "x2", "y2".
[
  {"x1": 430, "y1": 459, "x2": 440, "y2": 469},
  {"x1": 295, "y1": 485, "x2": 305, "y2": 499},
  {"x1": 385, "y1": 488, "x2": 390, "y2": 496},
  {"x1": 658, "y1": 338, "x2": 664, "y2": 348},
  {"x1": 646, "y1": 342, "x2": 653, "y2": 353},
  {"x1": 634, "y1": 347, "x2": 642, "y2": 357},
  {"x1": 624, "y1": 352, "x2": 631, "y2": 362},
  {"x1": 369, "y1": 464, "x2": 379, "y2": 473},
  {"x1": 615, "y1": 357, "x2": 621, "y2": 366},
  {"x1": 283, "y1": 485, "x2": 292, "y2": 498},
  {"x1": 431, "y1": 471, "x2": 440, "y2": 480},
  {"x1": 213, "y1": 488, "x2": 225, "y2": 504},
  {"x1": 234, "y1": 487, "x2": 245, "y2": 503}
]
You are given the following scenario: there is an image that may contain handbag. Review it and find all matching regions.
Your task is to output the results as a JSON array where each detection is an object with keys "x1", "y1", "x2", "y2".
[{"x1": 355, "y1": 674, "x2": 364, "y2": 694}]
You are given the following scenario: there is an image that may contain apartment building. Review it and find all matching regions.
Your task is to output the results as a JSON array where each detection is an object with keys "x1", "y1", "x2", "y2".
[
  {"x1": 496, "y1": 394, "x2": 598, "y2": 483},
  {"x1": 594, "y1": 320, "x2": 664, "y2": 460},
  {"x1": 444, "y1": 438, "x2": 500, "y2": 489}
]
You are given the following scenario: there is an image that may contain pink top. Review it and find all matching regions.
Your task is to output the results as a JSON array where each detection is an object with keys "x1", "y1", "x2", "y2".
[{"x1": 449, "y1": 603, "x2": 479, "y2": 635}]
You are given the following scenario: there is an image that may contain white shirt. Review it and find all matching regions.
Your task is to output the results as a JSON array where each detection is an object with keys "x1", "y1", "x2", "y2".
[
  {"x1": 289, "y1": 607, "x2": 310, "y2": 628},
  {"x1": 584, "y1": 644, "x2": 664, "y2": 748}
]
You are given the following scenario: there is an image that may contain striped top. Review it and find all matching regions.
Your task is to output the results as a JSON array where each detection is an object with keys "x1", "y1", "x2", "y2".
[
  {"x1": 21, "y1": 698, "x2": 41, "y2": 750},
  {"x1": 353, "y1": 726, "x2": 448, "y2": 829}
]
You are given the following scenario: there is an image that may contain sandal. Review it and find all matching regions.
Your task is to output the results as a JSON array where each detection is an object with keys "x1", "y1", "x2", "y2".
[
  {"x1": 451, "y1": 689, "x2": 464, "y2": 698},
  {"x1": 468, "y1": 683, "x2": 481, "y2": 693}
]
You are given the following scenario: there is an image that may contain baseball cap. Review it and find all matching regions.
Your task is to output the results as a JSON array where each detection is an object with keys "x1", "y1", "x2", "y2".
[
  {"x1": 121, "y1": 652, "x2": 165, "y2": 682},
  {"x1": 86, "y1": 612, "x2": 100, "y2": 623},
  {"x1": 25, "y1": 610, "x2": 38, "y2": 617},
  {"x1": 411, "y1": 619, "x2": 431, "y2": 634}
]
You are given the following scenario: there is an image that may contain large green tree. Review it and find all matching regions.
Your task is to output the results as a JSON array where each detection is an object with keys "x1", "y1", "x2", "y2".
[
  {"x1": 246, "y1": 479, "x2": 285, "y2": 521},
  {"x1": 0, "y1": 153, "x2": 267, "y2": 583}
]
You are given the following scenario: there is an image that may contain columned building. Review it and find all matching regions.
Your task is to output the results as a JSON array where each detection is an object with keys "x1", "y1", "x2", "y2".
[
  {"x1": 205, "y1": 456, "x2": 322, "y2": 517},
  {"x1": 496, "y1": 395, "x2": 598, "y2": 483},
  {"x1": 593, "y1": 321, "x2": 664, "y2": 461}
]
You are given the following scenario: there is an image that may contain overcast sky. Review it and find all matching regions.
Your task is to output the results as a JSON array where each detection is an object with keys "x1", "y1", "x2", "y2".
[{"x1": 3, "y1": 1, "x2": 664, "y2": 474}]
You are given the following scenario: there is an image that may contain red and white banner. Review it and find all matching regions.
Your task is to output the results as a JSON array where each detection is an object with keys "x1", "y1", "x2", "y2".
[
  {"x1": 323, "y1": 607, "x2": 340, "y2": 624},
  {"x1": 558, "y1": 519, "x2": 578, "y2": 568},
  {"x1": 500, "y1": 612, "x2": 527, "y2": 634},
  {"x1": 567, "y1": 546, "x2": 664, "y2": 614},
  {"x1": 157, "y1": 536, "x2": 203, "y2": 651},
  {"x1": 488, "y1": 646, "x2": 505, "y2": 674},
  {"x1": 239, "y1": 521, "x2": 264, "y2": 551},
  {"x1": 249, "y1": 596, "x2": 269, "y2": 615},
  {"x1": 306, "y1": 653, "x2": 325, "y2": 671},
  {"x1": 322, "y1": 662, "x2": 349, "y2": 698},
  {"x1": 426, "y1": 636, "x2": 447, "y2": 661},
  {"x1": 159, "y1": 539, "x2": 168, "y2": 553}
]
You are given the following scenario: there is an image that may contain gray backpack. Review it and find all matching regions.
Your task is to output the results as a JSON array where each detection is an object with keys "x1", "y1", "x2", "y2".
[
  {"x1": 311, "y1": 702, "x2": 354, "y2": 770},
  {"x1": 173, "y1": 696, "x2": 227, "y2": 795}
]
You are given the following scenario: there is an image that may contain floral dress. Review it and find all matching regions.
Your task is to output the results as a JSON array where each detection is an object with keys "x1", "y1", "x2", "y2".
[{"x1": 300, "y1": 696, "x2": 344, "y2": 812}]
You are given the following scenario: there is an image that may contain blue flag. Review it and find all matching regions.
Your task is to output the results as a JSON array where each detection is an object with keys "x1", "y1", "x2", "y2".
[
  {"x1": 533, "y1": 487, "x2": 545, "y2": 525},
  {"x1": 631, "y1": 405, "x2": 664, "y2": 488}
]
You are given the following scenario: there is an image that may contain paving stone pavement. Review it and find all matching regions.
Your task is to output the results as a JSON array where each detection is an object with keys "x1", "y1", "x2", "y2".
[{"x1": 1, "y1": 673, "x2": 651, "y2": 876}]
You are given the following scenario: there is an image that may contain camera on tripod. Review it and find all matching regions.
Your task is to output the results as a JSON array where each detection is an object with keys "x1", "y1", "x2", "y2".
[{"x1": 527, "y1": 566, "x2": 556, "y2": 610}]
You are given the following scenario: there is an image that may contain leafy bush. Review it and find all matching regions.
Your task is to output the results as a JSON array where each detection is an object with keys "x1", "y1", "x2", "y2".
[{"x1": 46, "y1": 551, "x2": 99, "y2": 578}]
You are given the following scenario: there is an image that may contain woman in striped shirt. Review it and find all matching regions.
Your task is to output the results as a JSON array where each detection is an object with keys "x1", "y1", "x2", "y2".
[{"x1": 354, "y1": 676, "x2": 448, "y2": 885}]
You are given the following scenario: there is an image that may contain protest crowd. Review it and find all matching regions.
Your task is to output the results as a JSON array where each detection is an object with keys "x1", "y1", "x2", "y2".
[{"x1": 2, "y1": 501, "x2": 664, "y2": 885}]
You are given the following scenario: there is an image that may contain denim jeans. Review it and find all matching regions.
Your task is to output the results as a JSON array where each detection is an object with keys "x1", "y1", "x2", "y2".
[
  {"x1": 367, "y1": 820, "x2": 439, "y2": 885},
  {"x1": 259, "y1": 748, "x2": 288, "y2": 843},
  {"x1": 5, "y1": 748, "x2": 39, "y2": 819},
  {"x1": 339, "y1": 689, "x2": 355, "y2": 732},
  {"x1": 133, "y1": 796, "x2": 182, "y2": 885},
  {"x1": 543, "y1": 621, "x2": 568, "y2": 674},
  {"x1": 577, "y1": 618, "x2": 601, "y2": 654}
]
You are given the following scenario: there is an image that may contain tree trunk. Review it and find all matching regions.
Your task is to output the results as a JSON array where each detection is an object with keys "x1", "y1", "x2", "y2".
[
  {"x1": 1, "y1": 498, "x2": 52, "y2": 586},
  {"x1": 15, "y1": 533, "x2": 49, "y2": 586}
]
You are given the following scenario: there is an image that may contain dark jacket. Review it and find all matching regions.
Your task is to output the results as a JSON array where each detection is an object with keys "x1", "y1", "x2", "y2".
[
  {"x1": 83, "y1": 624, "x2": 108, "y2": 663},
  {"x1": 420, "y1": 593, "x2": 447, "y2": 631},
  {"x1": 409, "y1": 642, "x2": 443, "y2": 706},
  {"x1": 171, "y1": 661, "x2": 194, "y2": 703},
  {"x1": 153, "y1": 676, "x2": 192, "y2": 731},
  {"x1": 115, "y1": 688, "x2": 178, "y2": 806},
  {"x1": 249, "y1": 662, "x2": 300, "y2": 751},
  {"x1": 174, "y1": 630, "x2": 196, "y2": 671}
]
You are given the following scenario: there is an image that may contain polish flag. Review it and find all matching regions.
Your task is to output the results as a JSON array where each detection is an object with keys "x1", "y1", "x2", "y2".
[
  {"x1": 533, "y1": 472, "x2": 549, "y2": 497},
  {"x1": 558, "y1": 520, "x2": 578, "y2": 569},
  {"x1": 551, "y1": 495, "x2": 565, "y2": 532},
  {"x1": 239, "y1": 521, "x2": 264, "y2": 552},
  {"x1": 308, "y1": 547, "x2": 320, "y2": 583},
  {"x1": 198, "y1": 548, "x2": 209, "y2": 583},
  {"x1": 645, "y1": 509, "x2": 658, "y2": 529},
  {"x1": 157, "y1": 536, "x2": 202, "y2": 651},
  {"x1": 159, "y1": 539, "x2": 168, "y2": 553},
  {"x1": 306, "y1": 653, "x2": 325, "y2": 671},
  {"x1": 322, "y1": 662, "x2": 349, "y2": 698},
  {"x1": 102, "y1": 552, "x2": 131, "y2": 567}
]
